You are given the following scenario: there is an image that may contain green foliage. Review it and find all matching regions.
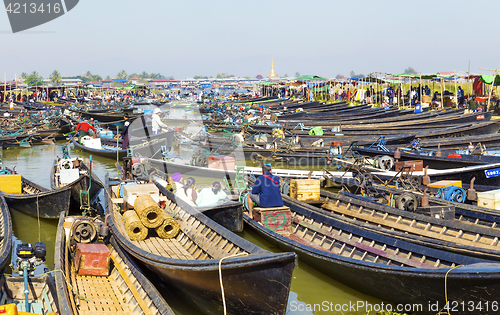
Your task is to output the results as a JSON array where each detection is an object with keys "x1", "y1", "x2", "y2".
[
  {"x1": 295, "y1": 72, "x2": 300, "y2": 77},
  {"x1": 404, "y1": 67, "x2": 417, "y2": 74},
  {"x1": 105, "y1": 75, "x2": 111, "y2": 80},
  {"x1": 49, "y1": 70, "x2": 62, "y2": 85},
  {"x1": 350, "y1": 71, "x2": 365, "y2": 79},
  {"x1": 194, "y1": 75, "x2": 208, "y2": 79},
  {"x1": 116, "y1": 70, "x2": 128, "y2": 79},
  {"x1": 24, "y1": 71, "x2": 43, "y2": 86},
  {"x1": 127, "y1": 71, "x2": 167, "y2": 80},
  {"x1": 336, "y1": 74, "x2": 344, "y2": 79},
  {"x1": 216, "y1": 72, "x2": 234, "y2": 79}
]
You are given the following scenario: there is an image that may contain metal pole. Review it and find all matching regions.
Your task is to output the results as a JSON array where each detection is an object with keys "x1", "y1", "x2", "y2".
[
  {"x1": 454, "y1": 70, "x2": 458, "y2": 108},
  {"x1": 23, "y1": 266, "x2": 30, "y2": 312}
]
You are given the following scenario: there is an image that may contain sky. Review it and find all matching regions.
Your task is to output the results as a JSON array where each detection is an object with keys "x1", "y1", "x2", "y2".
[{"x1": 1, "y1": 0, "x2": 499, "y2": 80}]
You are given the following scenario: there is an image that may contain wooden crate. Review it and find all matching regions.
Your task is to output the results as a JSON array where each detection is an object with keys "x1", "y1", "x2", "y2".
[
  {"x1": 290, "y1": 179, "x2": 320, "y2": 202},
  {"x1": 253, "y1": 206, "x2": 291, "y2": 235},
  {"x1": 122, "y1": 183, "x2": 159, "y2": 207},
  {"x1": 74, "y1": 243, "x2": 111, "y2": 276},
  {"x1": 394, "y1": 160, "x2": 423, "y2": 172},
  {"x1": 0, "y1": 175, "x2": 22, "y2": 194},
  {"x1": 477, "y1": 189, "x2": 500, "y2": 210}
]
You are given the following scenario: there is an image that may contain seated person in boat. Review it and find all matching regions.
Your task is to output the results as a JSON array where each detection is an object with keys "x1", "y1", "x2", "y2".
[
  {"x1": 247, "y1": 164, "x2": 284, "y2": 217},
  {"x1": 75, "y1": 120, "x2": 96, "y2": 138},
  {"x1": 196, "y1": 181, "x2": 228, "y2": 207},
  {"x1": 175, "y1": 177, "x2": 198, "y2": 206},
  {"x1": 432, "y1": 91, "x2": 441, "y2": 108}
]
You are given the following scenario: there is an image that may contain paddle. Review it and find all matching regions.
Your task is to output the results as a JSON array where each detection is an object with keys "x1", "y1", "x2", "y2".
[
  {"x1": 64, "y1": 130, "x2": 77, "y2": 148},
  {"x1": 116, "y1": 126, "x2": 120, "y2": 162}
]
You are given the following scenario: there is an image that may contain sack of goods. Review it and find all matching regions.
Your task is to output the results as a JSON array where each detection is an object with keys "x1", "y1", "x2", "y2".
[{"x1": 122, "y1": 194, "x2": 180, "y2": 241}]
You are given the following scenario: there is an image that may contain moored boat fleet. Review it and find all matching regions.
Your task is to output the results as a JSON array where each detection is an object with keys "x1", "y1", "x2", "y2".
[{"x1": 4, "y1": 94, "x2": 500, "y2": 314}]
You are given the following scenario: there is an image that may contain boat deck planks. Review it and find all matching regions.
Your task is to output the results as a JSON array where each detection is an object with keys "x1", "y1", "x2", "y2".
[
  {"x1": 288, "y1": 210, "x2": 456, "y2": 269},
  {"x1": 133, "y1": 237, "x2": 194, "y2": 260},
  {"x1": 75, "y1": 273, "x2": 128, "y2": 315},
  {"x1": 322, "y1": 198, "x2": 500, "y2": 250}
]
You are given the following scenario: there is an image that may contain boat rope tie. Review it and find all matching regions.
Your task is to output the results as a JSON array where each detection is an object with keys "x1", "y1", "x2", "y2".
[
  {"x1": 218, "y1": 252, "x2": 249, "y2": 315},
  {"x1": 440, "y1": 264, "x2": 462, "y2": 315},
  {"x1": 36, "y1": 194, "x2": 40, "y2": 243},
  {"x1": 53, "y1": 269, "x2": 91, "y2": 302}
]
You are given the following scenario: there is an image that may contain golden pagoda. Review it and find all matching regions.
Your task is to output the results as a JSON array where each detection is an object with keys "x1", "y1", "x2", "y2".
[{"x1": 269, "y1": 59, "x2": 279, "y2": 78}]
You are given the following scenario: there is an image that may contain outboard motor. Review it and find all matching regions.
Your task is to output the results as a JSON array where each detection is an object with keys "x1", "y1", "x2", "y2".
[{"x1": 15, "y1": 242, "x2": 46, "y2": 312}]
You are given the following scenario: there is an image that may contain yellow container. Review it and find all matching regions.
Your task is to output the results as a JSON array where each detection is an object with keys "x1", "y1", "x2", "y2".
[
  {"x1": 0, "y1": 304, "x2": 18, "y2": 315},
  {"x1": 0, "y1": 175, "x2": 22, "y2": 194},
  {"x1": 0, "y1": 302, "x2": 55, "y2": 315},
  {"x1": 290, "y1": 179, "x2": 320, "y2": 201},
  {"x1": 477, "y1": 189, "x2": 500, "y2": 210},
  {"x1": 427, "y1": 180, "x2": 462, "y2": 189}
]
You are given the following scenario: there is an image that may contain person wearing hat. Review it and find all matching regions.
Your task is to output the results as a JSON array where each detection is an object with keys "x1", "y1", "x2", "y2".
[
  {"x1": 119, "y1": 114, "x2": 131, "y2": 149},
  {"x1": 152, "y1": 108, "x2": 168, "y2": 135}
]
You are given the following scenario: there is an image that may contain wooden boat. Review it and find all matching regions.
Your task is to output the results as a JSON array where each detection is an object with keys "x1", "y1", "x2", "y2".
[
  {"x1": 290, "y1": 110, "x2": 494, "y2": 128},
  {"x1": 104, "y1": 174, "x2": 296, "y2": 315},
  {"x1": 243, "y1": 183, "x2": 500, "y2": 313},
  {"x1": 223, "y1": 110, "x2": 491, "y2": 134},
  {"x1": 71, "y1": 134, "x2": 173, "y2": 160},
  {"x1": 73, "y1": 110, "x2": 143, "y2": 122},
  {"x1": 333, "y1": 157, "x2": 500, "y2": 191},
  {"x1": 298, "y1": 133, "x2": 416, "y2": 147},
  {"x1": 316, "y1": 189, "x2": 500, "y2": 259},
  {"x1": 277, "y1": 104, "x2": 379, "y2": 120},
  {"x1": 391, "y1": 132, "x2": 500, "y2": 151},
  {"x1": 50, "y1": 157, "x2": 104, "y2": 211},
  {"x1": 70, "y1": 138, "x2": 160, "y2": 160},
  {"x1": 0, "y1": 272, "x2": 60, "y2": 314},
  {"x1": 54, "y1": 213, "x2": 175, "y2": 315},
  {"x1": 0, "y1": 193, "x2": 62, "y2": 314},
  {"x1": 2, "y1": 174, "x2": 71, "y2": 219},
  {"x1": 0, "y1": 194, "x2": 12, "y2": 268}
]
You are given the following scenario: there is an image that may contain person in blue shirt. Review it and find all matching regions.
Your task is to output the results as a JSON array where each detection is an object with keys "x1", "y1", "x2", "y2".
[
  {"x1": 247, "y1": 164, "x2": 284, "y2": 217},
  {"x1": 457, "y1": 86, "x2": 465, "y2": 108}
]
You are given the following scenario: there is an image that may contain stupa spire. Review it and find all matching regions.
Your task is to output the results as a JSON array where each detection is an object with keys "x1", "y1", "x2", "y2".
[{"x1": 269, "y1": 59, "x2": 278, "y2": 78}]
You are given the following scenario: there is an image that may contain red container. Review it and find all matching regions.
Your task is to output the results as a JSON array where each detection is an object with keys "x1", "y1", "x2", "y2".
[
  {"x1": 74, "y1": 243, "x2": 111, "y2": 276},
  {"x1": 447, "y1": 154, "x2": 462, "y2": 159}
]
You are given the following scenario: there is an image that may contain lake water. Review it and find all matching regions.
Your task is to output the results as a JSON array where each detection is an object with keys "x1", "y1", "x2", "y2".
[{"x1": 1, "y1": 106, "x2": 385, "y2": 314}]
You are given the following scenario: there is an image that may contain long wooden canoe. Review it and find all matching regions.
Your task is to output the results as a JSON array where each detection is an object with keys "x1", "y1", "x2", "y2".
[
  {"x1": 54, "y1": 212, "x2": 175, "y2": 314},
  {"x1": 2, "y1": 175, "x2": 71, "y2": 219},
  {"x1": 104, "y1": 175, "x2": 296, "y2": 315},
  {"x1": 243, "y1": 181, "x2": 500, "y2": 313}
]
